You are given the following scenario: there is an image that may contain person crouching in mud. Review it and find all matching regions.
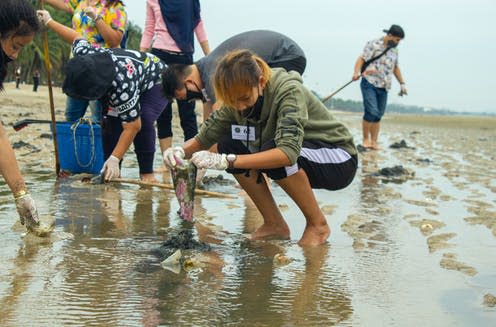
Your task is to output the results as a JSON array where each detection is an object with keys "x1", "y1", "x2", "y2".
[
  {"x1": 163, "y1": 50, "x2": 358, "y2": 246},
  {"x1": 37, "y1": 10, "x2": 169, "y2": 182},
  {"x1": 0, "y1": 0, "x2": 40, "y2": 230}
]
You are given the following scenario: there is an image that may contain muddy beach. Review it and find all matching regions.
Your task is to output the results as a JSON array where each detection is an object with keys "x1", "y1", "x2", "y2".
[{"x1": 1, "y1": 83, "x2": 495, "y2": 326}]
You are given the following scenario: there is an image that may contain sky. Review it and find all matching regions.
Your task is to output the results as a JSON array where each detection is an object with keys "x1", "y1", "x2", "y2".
[{"x1": 125, "y1": 0, "x2": 496, "y2": 114}]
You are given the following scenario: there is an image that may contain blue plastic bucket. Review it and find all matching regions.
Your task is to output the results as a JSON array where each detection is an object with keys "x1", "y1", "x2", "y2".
[{"x1": 54, "y1": 120, "x2": 104, "y2": 174}]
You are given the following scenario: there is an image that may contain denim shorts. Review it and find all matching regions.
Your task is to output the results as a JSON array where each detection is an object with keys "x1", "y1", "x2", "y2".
[{"x1": 360, "y1": 78, "x2": 388, "y2": 122}]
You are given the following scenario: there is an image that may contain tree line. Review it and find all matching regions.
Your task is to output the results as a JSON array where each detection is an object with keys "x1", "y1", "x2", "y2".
[{"x1": 318, "y1": 93, "x2": 493, "y2": 116}]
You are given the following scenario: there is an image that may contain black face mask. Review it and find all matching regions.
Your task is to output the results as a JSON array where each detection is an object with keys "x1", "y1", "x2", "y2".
[
  {"x1": 241, "y1": 95, "x2": 264, "y2": 119},
  {"x1": 184, "y1": 81, "x2": 206, "y2": 102},
  {"x1": 185, "y1": 89, "x2": 204, "y2": 102},
  {"x1": 387, "y1": 40, "x2": 398, "y2": 48}
]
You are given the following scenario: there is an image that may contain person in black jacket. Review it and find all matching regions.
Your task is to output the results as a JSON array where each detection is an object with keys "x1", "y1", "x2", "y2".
[{"x1": 161, "y1": 29, "x2": 306, "y2": 121}]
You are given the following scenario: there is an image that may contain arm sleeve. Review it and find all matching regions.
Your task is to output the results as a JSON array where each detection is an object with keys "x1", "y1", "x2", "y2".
[
  {"x1": 72, "y1": 39, "x2": 105, "y2": 56},
  {"x1": 113, "y1": 89, "x2": 142, "y2": 123},
  {"x1": 105, "y1": 4, "x2": 128, "y2": 33},
  {"x1": 194, "y1": 108, "x2": 232, "y2": 149},
  {"x1": 63, "y1": 0, "x2": 79, "y2": 11},
  {"x1": 140, "y1": 1, "x2": 155, "y2": 49},
  {"x1": 360, "y1": 40, "x2": 374, "y2": 61},
  {"x1": 273, "y1": 82, "x2": 307, "y2": 164},
  {"x1": 194, "y1": 20, "x2": 208, "y2": 43}
]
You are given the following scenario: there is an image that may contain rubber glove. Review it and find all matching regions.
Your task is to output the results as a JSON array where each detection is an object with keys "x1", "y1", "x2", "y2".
[
  {"x1": 163, "y1": 146, "x2": 185, "y2": 168},
  {"x1": 196, "y1": 168, "x2": 207, "y2": 185},
  {"x1": 101, "y1": 155, "x2": 120, "y2": 181},
  {"x1": 36, "y1": 10, "x2": 53, "y2": 26},
  {"x1": 398, "y1": 84, "x2": 408, "y2": 96},
  {"x1": 191, "y1": 151, "x2": 228, "y2": 170},
  {"x1": 15, "y1": 193, "x2": 40, "y2": 227}
]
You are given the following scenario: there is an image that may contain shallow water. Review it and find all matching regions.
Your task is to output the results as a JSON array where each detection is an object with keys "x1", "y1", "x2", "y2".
[{"x1": 1, "y1": 113, "x2": 495, "y2": 326}]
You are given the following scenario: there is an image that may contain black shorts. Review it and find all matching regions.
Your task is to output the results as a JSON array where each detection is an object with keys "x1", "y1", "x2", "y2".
[{"x1": 217, "y1": 138, "x2": 357, "y2": 191}]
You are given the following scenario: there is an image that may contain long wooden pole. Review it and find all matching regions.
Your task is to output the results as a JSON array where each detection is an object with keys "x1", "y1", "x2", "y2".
[
  {"x1": 321, "y1": 79, "x2": 355, "y2": 104},
  {"x1": 40, "y1": 2, "x2": 60, "y2": 175},
  {"x1": 110, "y1": 178, "x2": 236, "y2": 199}
]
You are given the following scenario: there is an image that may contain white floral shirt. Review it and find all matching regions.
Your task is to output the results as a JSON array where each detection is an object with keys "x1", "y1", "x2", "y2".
[
  {"x1": 361, "y1": 37, "x2": 399, "y2": 90},
  {"x1": 72, "y1": 39, "x2": 166, "y2": 122}
]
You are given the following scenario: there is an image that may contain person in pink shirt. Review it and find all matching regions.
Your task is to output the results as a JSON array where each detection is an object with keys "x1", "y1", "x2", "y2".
[{"x1": 140, "y1": 0, "x2": 210, "y2": 173}]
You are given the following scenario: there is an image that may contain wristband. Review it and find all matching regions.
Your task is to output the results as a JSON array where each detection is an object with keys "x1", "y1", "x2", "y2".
[{"x1": 14, "y1": 189, "x2": 27, "y2": 199}]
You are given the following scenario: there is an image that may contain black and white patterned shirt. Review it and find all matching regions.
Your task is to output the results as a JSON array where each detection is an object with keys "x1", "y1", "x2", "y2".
[{"x1": 72, "y1": 39, "x2": 166, "y2": 122}]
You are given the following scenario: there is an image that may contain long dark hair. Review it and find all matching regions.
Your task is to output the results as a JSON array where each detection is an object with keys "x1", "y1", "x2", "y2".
[
  {"x1": 0, "y1": 0, "x2": 39, "y2": 90},
  {"x1": 106, "y1": 0, "x2": 125, "y2": 7}
]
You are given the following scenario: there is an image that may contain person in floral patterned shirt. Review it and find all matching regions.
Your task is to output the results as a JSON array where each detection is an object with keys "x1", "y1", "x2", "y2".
[
  {"x1": 41, "y1": 0, "x2": 127, "y2": 124},
  {"x1": 38, "y1": 10, "x2": 168, "y2": 182},
  {"x1": 352, "y1": 24, "x2": 407, "y2": 150}
]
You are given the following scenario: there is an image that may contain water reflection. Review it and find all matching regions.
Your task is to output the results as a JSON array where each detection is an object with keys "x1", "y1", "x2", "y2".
[
  {"x1": 0, "y1": 236, "x2": 53, "y2": 325},
  {"x1": 1, "y1": 175, "x2": 356, "y2": 326}
]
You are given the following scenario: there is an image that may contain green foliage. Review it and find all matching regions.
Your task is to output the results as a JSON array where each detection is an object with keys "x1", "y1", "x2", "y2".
[{"x1": 124, "y1": 22, "x2": 143, "y2": 51}]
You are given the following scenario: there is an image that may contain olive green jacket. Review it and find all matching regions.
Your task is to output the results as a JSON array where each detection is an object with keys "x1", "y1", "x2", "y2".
[{"x1": 195, "y1": 68, "x2": 356, "y2": 164}]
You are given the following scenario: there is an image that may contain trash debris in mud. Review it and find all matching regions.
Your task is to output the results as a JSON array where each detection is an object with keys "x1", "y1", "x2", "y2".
[
  {"x1": 389, "y1": 140, "x2": 415, "y2": 149},
  {"x1": 199, "y1": 174, "x2": 237, "y2": 187},
  {"x1": 153, "y1": 229, "x2": 210, "y2": 259},
  {"x1": 370, "y1": 165, "x2": 415, "y2": 183},
  {"x1": 408, "y1": 219, "x2": 445, "y2": 236},
  {"x1": 171, "y1": 160, "x2": 197, "y2": 221},
  {"x1": 154, "y1": 230, "x2": 212, "y2": 274},
  {"x1": 12, "y1": 140, "x2": 39, "y2": 150},
  {"x1": 183, "y1": 257, "x2": 206, "y2": 272},
  {"x1": 416, "y1": 158, "x2": 433, "y2": 164},
  {"x1": 356, "y1": 144, "x2": 368, "y2": 152},
  {"x1": 161, "y1": 249, "x2": 182, "y2": 273},
  {"x1": 28, "y1": 214, "x2": 56, "y2": 237},
  {"x1": 273, "y1": 253, "x2": 292, "y2": 267},
  {"x1": 483, "y1": 293, "x2": 496, "y2": 307},
  {"x1": 160, "y1": 249, "x2": 209, "y2": 274}
]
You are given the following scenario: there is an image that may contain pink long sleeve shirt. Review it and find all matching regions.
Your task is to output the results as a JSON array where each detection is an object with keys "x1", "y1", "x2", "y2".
[{"x1": 139, "y1": 0, "x2": 208, "y2": 52}]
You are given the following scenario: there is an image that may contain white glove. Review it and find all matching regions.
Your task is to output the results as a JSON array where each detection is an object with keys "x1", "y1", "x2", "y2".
[
  {"x1": 163, "y1": 146, "x2": 185, "y2": 168},
  {"x1": 15, "y1": 193, "x2": 39, "y2": 227},
  {"x1": 191, "y1": 151, "x2": 228, "y2": 170},
  {"x1": 398, "y1": 84, "x2": 408, "y2": 96},
  {"x1": 36, "y1": 10, "x2": 53, "y2": 26},
  {"x1": 196, "y1": 168, "x2": 207, "y2": 185},
  {"x1": 101, "y1": 155, "x2": 120, "y2": 181}
]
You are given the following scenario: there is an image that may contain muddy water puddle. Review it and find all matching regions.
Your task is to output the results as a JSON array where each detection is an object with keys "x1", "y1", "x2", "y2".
[{"x1": 0, "y1": 113, "x2": 495, "y2": 326}]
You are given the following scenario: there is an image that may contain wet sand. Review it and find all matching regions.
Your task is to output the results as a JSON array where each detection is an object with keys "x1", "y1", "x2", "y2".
[{"x1": 1, "y1": 83, "x2": 495, "y2": 326}]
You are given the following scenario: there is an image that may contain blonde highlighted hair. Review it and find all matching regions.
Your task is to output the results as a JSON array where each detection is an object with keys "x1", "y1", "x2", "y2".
[{"x1": 213, "y1": 49, "x2": 272, "y2": 108}]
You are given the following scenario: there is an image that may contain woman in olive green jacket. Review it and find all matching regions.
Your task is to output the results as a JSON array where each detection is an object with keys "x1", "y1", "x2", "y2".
[{"x1": 164, "y1": 49, "x2": 357, "y2": 246}]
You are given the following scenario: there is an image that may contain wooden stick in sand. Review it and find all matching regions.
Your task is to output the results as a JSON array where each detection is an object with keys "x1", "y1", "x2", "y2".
[
  {"x1": 109, "y1": 178, "x2": 236, "y2": 199},
  {"x1": 40, "y1": 1, "x2": 60, "y2": 175}
]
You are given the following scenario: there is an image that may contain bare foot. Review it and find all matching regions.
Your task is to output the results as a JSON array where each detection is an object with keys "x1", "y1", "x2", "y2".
[
  {"x1": 363, "y1": 140, "x2": 372, "y2": 148},
  {"x1": 298, "y1": 223, "x2": 331, "y2": 246},
  {"x1": 370, "y1": 142, "x2": 382, "y2": 150},
  {"x1": 250, "y1": 223, "x2": 290, "y2": 241},
  {"x1": 140, "y1": 173, "x2": 159, "y2": 183},
  {"x1": 154, "y1": 165, "x2": 169, "y2": 173}
]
